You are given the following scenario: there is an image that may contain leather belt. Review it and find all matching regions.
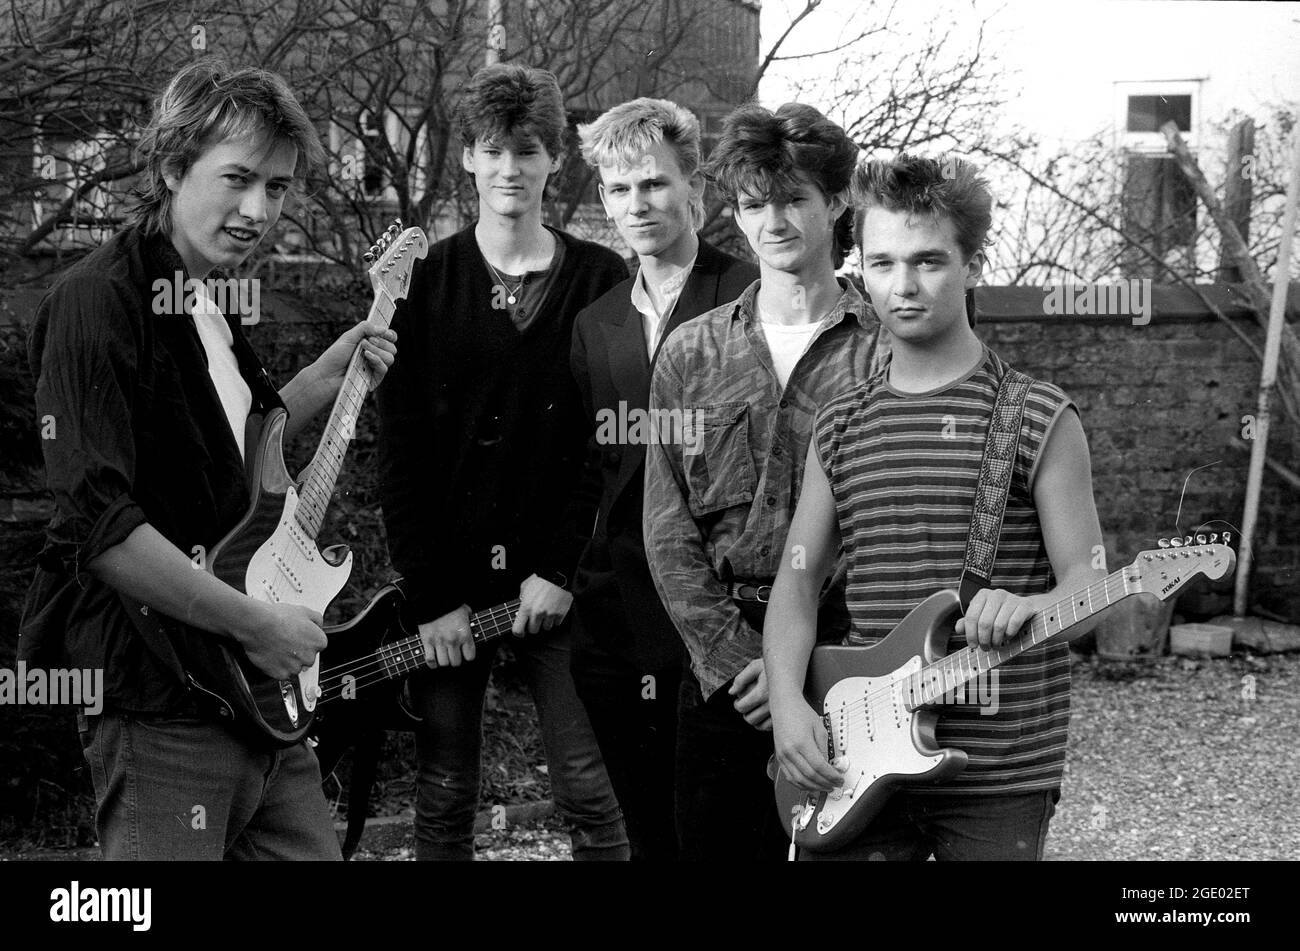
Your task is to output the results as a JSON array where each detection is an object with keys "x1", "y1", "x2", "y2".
[{"x1": 728, "y1": 581, "x2": 774, "y2": 603}]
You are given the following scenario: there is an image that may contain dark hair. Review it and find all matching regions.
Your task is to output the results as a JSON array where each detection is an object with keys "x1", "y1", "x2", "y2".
[
  {"x1": 453, "y1": 63, "x2": 567, "y2": 157},
  {"x1": 128, "y1": 57, "x2": 324, "y2": 236},
  {"x1": 851, "y1": 153, "x2": 993, "y2": 261},
  {"x1": 704, "y1": 102, "x2": 857, "y2": 267},
  {"x1": 852, "y1": 154, "x2": 992, "y2": 327}
]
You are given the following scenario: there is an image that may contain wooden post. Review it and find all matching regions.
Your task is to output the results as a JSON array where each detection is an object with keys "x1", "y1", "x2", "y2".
[
  {"x1": 1163, "y1": 121, "x2": 1300, "y2": 424},
  {"x1": 1233, "y1": 125, "x2": 1300, "y2": 617},
  {"x1": 1219, "y1": 119, "x2": 1255, "y2": 283}
]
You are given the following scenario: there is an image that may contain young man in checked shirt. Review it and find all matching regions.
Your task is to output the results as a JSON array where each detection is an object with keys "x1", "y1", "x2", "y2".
[
  {"x1": 765, "y1": 155, "x2": 1105, "y2": 860},
  {"x1": 642, "y1": 103, "x2": 882, "y2": 860}
]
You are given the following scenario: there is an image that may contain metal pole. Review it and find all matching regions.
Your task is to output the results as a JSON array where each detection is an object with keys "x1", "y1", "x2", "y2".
[{"x1": 1235, "y1": 125, "x2": 1300, "y2": 616}]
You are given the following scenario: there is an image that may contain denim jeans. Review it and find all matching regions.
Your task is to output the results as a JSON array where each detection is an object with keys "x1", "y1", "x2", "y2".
[
  {"x1": 571, "y1": 648, "x2": 681, "y2": 861},
  {"x1": 410, "y1": 621, "x2": 628, "y2": 860},
  {"x1": 674, "y1": 666, "x2": 789, "y2": 861},
  {"x1": 798, "y1": 789, "x2": 1060, "y2": 861},
  {"x1": 79, "y1": 712, "x2": 342, "y2": 861}
]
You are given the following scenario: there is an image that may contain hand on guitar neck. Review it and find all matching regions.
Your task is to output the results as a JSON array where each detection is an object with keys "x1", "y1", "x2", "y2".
[
  {"x1": 416, "y1": 573, "x2": 574, "y2": 668},
  {"x1": 419, "y1": 605, "x2": 475, "y2": 668}
]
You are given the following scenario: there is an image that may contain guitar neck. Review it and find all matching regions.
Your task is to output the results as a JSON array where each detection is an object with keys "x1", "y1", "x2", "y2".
[
  {"x1": 294, "y1": 290, "x2": 397, "y2": 540},
  {"x1": 907, "y1": 565, "x2": 1139, "y2": 707},
  {"x1": 372, "y1": 599, "x2": 522, "y2": 681}
]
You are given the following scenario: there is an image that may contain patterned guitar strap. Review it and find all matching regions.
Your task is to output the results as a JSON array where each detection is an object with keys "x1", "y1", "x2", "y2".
[{"x1": 958, "y1": 365, "x2": 1033, "y2": 612}]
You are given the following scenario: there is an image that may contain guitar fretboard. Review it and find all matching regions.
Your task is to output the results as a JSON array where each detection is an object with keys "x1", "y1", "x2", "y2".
[
  {"x1": 372, "y1": 599, "x2": 522, "y2": 680},
  {"x1": 901, "y1": 566, "x2": 1138, "y2": 709},
  {"x1": 295, "y1": 291, "x2": 396, "y2": 540}
]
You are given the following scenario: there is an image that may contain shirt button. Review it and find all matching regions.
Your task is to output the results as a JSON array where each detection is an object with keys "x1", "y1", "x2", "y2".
[
  {"x1": 766, "y1": 495, "x2": 777, "y2": 506},
  {"x1": 760, "y1": 545, "x2": 770, "y2": 556},
  {"x1": 771, "y1": 445, "x2": 782, "y2": 458},
  {"x1": 779, "y1": 399, "x2": 789, "y2": 409}
]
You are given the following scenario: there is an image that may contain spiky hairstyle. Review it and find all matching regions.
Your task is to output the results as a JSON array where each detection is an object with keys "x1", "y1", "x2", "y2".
[
  {"x1": 453, "y1": 63, "x2": 567, "y2": 157},
  {"x1": 577, "y1": 97, "x2": 704, "y2": 229},
  {"x1": 704, "y1": 102, "x2": 857, "y2": 267},
  {"x1": 851, "y1": 153, "x2": 993, "y2": 261}
]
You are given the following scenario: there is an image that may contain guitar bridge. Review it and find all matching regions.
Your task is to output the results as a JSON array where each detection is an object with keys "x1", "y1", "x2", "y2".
[{"x1": 823, "y1": 712, "x2": 836, "y2": 761}]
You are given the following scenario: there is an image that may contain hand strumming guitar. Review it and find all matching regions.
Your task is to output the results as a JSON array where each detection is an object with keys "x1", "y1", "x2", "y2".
[{"x1": 236, "y1": 601, "x2": 328, "y2": 681}]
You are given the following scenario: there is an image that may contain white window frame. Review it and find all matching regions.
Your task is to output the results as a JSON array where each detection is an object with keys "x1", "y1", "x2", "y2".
[{"x1": 1114, "y1": 79, "x2": 1203, "y2": 153}]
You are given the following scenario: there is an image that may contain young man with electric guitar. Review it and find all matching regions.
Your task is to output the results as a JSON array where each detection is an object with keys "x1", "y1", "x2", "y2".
[
  {"x1": 376, "y1": 64, "x2": 629, "y2": 861},
  {"x1": 568, "y1": 98, "x2": 759, "y2": 860},
  {"x1": 642, "y1": 103, "x2": 880, "y2": 860},
  {"x1": 21, "y1": 59, "x2": 397, "y2": 860},
  {"x1": 765, "y1": 155, "x2": 1106, "y2": 860}
]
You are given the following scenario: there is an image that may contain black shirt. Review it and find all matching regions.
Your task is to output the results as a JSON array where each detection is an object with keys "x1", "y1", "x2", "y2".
[
  {"x1": 377, "y1": 225, "x2": 627, "y2": 624},
  {"x1": 20, "y1": 226, "x2": 283, "y2": 714}
]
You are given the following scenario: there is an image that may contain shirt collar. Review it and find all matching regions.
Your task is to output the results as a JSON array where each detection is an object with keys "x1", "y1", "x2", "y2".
[
  {"x1": 631, "y1": 252, "x2": 697, "y2": 322},
  {"x1": 731, "y1": 277, "x2": 874, "y2": 331}
]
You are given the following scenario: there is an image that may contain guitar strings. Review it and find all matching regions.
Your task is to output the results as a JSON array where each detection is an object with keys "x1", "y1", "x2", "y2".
[
  {"x1": 315, "y1": 609, "x2": 518, "y2": 701},
  {"x1": 826, "y1": 570, "x2": 1133, "y2": 737},
  {"x1": 314, "y1": 599, "x2": 523, "y2": 701}
]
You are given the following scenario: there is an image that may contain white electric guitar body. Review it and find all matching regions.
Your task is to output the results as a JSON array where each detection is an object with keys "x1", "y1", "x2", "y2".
[{"x1": 179, "y1": 221, "x2": 428, "y2": 744}]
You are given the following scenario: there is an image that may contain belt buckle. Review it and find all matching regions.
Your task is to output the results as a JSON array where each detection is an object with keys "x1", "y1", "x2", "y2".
[{"x1": 754, "y1": 585, "x2": 772, "y2": 604}]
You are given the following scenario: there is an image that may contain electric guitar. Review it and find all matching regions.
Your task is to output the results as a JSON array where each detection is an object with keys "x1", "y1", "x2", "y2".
[
  {"x1": 179, "y1": 221, "x2": 428, "y2": 745},
  {"x1": 317, "y1": 587, "x2": 521, "y2": 720},
  {"x1": 772, "y1": 536, "x2": 1236, "y2": 853}
]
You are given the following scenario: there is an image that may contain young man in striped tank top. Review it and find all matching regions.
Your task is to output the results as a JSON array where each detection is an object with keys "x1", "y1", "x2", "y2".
[{"x1": 765, "y1": 155, "x2": 1106, "y2": 860}]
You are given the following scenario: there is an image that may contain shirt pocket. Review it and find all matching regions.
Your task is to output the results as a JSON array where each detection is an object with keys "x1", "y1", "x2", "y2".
[{"x1": 682, "y1": 400, "x2": 756, "y2": 517}]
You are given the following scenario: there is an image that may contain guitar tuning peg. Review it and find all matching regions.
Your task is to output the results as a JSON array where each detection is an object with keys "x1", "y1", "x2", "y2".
[
  {"x1": 1222, "y1": 531, "x2": 1232, "y2": 545},
  {"x1": 1183, "y1": 535, "x2": 1194, "y2": 547},
  {"x1": 362, "y1": 250, "x2": 375, "y2": 264},
  {"x1": 1157, "y1": 537, "x2": 1169, "y2": 548},
  {"x1": 1208, "y1": 532, "x2": 1218, "y2": 543},
  {"x1": 1195, "y1": 533, "x2": 1207, "y2": 544},
  {"x1": 1169, "y1": 537, "x2": 1183, "y2": 547}
]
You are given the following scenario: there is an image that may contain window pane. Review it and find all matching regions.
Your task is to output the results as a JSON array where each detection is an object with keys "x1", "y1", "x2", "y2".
[{"x1": 1126, "y1": 94, "x2": 1192, "y2": 133}]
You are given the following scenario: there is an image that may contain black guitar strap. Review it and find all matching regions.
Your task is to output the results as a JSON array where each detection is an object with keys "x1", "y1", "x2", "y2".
[{"x1": 958, "y1": 365, "x2": 1033, "y2": 612}]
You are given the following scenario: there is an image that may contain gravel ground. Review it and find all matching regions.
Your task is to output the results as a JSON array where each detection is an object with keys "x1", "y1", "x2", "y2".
[
  {"x1": 8, "y1": 650, "x2": 1294, "y2": 862},
  {"x1": 358, "y1": 650, "x2": 1300, "y2": 861}
]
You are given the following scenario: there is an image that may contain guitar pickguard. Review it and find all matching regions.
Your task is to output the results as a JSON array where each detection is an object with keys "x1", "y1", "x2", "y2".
[
  {"x1": 244, "y1": 484, "x2": 352, "y2": 714},
  {"x1": 807, "y1": 656, "x2": 951, "y2": 837}
]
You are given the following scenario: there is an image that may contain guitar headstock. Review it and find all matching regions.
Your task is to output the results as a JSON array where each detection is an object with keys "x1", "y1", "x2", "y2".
[
  {"x1": 1127, "y1": 533, "x2": 1236, "y2": 602},
  {"x1": 364, "y1": 218, "x2": 428, "y2": 303}
]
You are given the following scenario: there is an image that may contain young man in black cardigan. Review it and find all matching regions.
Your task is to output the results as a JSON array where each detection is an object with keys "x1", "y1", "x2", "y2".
[
  {"x1": 568, "y1": 99, "x2": 758, "y2": 860},
  {"x1": 377, "y1": 64, "x2": 629, "y2": 860}
]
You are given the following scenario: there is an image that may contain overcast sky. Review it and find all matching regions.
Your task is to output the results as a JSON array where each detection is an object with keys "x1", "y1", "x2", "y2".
[{"x1": 758, "y1": 0, "x2": 1300, "y2": 144}]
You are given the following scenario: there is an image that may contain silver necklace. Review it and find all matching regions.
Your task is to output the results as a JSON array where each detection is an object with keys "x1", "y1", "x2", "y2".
[{"x1": 485, "y1": 258, "x2": 525, "y2": 305}]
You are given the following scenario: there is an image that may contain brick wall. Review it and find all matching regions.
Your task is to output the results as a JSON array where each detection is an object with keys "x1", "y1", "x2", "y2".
[
  {"x1": 977, "y1": 308, "x2": 1299, "y2": 619},
  {"x1": 3, "y1": 287, "x2": 1298, "y2": 646}
]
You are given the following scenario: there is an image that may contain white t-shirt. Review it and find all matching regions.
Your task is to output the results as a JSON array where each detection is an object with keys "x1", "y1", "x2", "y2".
[
  {"x1": 191, "y1": 283, "x2": 253, "y2": 460},
  {"x1": 760, "y1": 314, "x2": 824, "y2": 389}
]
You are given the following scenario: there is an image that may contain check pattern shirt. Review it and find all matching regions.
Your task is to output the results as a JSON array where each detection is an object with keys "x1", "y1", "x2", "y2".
[{"x1": 643, "y1": 279, "x2": 882, "y2": 698}]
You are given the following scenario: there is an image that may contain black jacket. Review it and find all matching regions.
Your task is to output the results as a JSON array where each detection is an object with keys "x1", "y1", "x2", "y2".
[
  {"x1": 569, "y1": 240, "x2": 758, "y2": 670},
  {"x1": 377, "y1": 225, "x2": 627, "y2": 624},
  {"x1": 21, "y1": 226, "x2": 283, "y2": 713}
]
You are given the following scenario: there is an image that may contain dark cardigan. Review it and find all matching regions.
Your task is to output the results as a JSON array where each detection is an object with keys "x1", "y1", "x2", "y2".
[{"x1": 377, "y1": 224, "x2": 628, "y2": 623}]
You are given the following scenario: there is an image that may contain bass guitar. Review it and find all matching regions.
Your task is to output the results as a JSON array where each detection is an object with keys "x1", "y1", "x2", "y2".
[
  {"x1": 772, "y1": 536, "x2": 1236, "y2": 853},
  {"x1": 313, "y1": 582, "x2": 517, "y2": 732},
  {"x1": 180, "y1": 221, "x2": 428, "y2": 744}
]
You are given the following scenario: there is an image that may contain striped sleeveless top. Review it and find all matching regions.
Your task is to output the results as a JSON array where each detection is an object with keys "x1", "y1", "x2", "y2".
[{"x1": 813, "y1": 347, "x2": 1075, "y2": 794}]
